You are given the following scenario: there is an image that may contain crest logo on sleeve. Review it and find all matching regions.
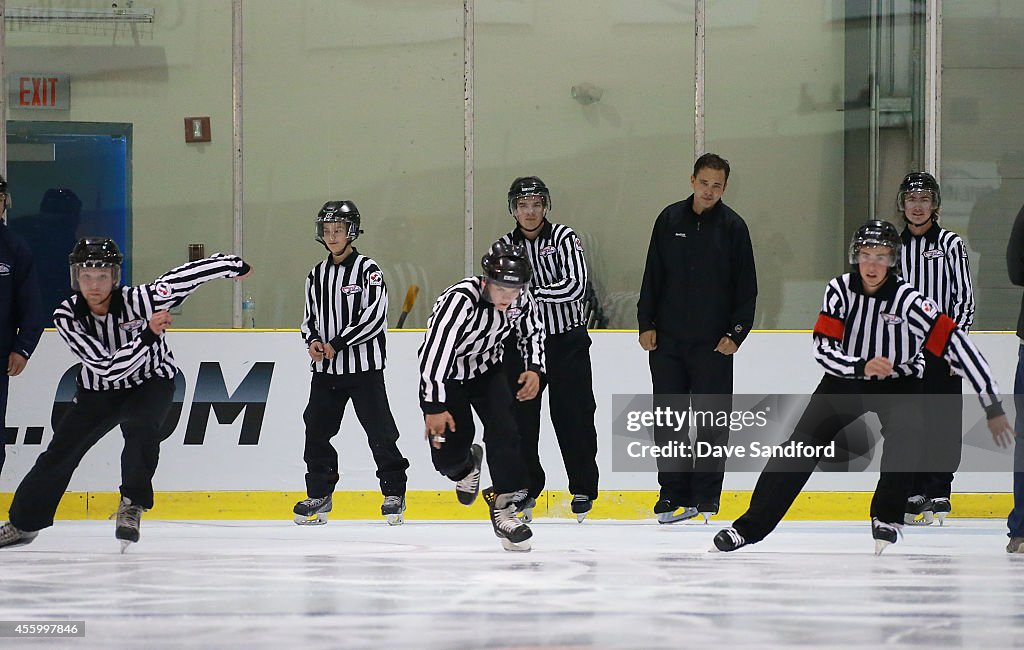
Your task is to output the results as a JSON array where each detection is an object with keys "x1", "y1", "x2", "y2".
[
  {"x1": 921, "y1": 299, "x2": 937, "y2": 315},
  {"x1": 155, "y1": 282, "x2": 172, "y2": 298},
  {"x1": 922, "y1": 249, "x2": 944, "y2": 260},
  {"x1": 0, "y1": 263, "x2": 11, "y2": 276},
  {"x1": 539, "y1": 245, "x2": 557, "y2": 256},
  {"x1": 574, "y1": 237, "x2": 585, "y2": 252},
  {"x1": 119, "y1": 319, "x2": 146, "y2": 331},
  {"x1": 506, "y1": 307, "x2": 523, "y2": 320},
  {"x1": 368, "y1": 271, "x2": 383, "y2": 286},
  {"x1": 880, "y1": 313, "x2": 904, "y2": 325},
  {"x1": 342, "y1": 284, "x2": 362, "y2": 295}
]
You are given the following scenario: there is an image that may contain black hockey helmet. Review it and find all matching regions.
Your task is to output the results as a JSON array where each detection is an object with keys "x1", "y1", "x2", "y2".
[
  {"x1": 507, "y1": 176, "x2": 551, "y2": 215},
  {"x1": 481, "y1": 240, "x2": 532, "y2": 287},
  {"x1": 897, "y1": 172, "x2": 941, "y2": 212},
  {"x1": 316, "y1": 200, "x2": 362, "y2": 244},
  {"x1": 69, "y1": 237, "x2": 124, "y2": 290},
  {"x1": 848, "y1": 220, "x2": 901, "y2": 268}
]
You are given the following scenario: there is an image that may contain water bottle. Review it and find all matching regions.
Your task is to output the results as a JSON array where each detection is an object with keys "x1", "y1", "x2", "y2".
[{"x1": 242, "y1": 295, "x2": 256, "y2": 328}]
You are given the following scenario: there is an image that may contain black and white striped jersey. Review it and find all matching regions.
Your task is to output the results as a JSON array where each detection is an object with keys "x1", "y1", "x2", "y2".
[
  {"x1": 54, "y1": 254, "x2": 249, "y2": 391},
  {"x1": 502, "y1": 221, "x2": 587, "y2": 334},
  {"x1": 300, "y1": 249, "x2": 388, "y2": 374},
  {"x1": 418, "y1": 276, "x2": 545, "y2": 412},
  {"x1": 899, "y1": 224, "x2": 975, "y2": 330},
  {"x1": 812, "y1": 272, "x2": 1000, "y2": 409}
]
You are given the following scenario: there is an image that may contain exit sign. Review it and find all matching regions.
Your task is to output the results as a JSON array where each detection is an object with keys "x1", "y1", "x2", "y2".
[{"x1": 8, "y1": 73, "x2": 70, "y2": 110}]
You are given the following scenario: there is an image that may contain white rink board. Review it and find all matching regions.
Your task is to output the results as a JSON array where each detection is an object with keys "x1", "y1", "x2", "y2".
[{"x1": 2, "y1": 331, "x2": 1019, "y2": 493}]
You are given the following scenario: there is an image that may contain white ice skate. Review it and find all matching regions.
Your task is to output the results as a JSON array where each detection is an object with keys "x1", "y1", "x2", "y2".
[
  {"x1": 381, "y1": 495, "x2": 406, "y2": 526},
  {"x1": 294, "y1": 495, "x2": 332, "y2": 526}
]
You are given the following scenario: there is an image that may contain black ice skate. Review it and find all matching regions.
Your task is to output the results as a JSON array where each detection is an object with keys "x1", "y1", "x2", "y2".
[
  {"x1": 381, "y1": 495, "x2": 406, "y2": 526},
  {"x1": 929, "y1": 497, "x2": 951, "y2": 526},
  {"x1": 0, "y1": 522, "x2": 38, "y2": 549},
  {"x1": 293, "y1": 495, "x2": 332, "y2": 526},
  {"x1": 653, "y1": 499, "x2": 698, "y2": 524},
  {"x1": 571, "y1": 495, "x2": 593, "y2": 523},
  {"x1": 904, "y1": 494, "x2": 934, "y2": 526},
  {"x1": 872, "y1": 517, "x2": 903, "y2": 555},
  {"x1": 696, "y1": 502, "x2": 720, "y2": 525},
  {"x1": 114, "y1": 497, "x2": 144, "y2": 553},
  {"x1": 516, "y1": 496, "x2": 537, "y2": 523},
  {"x1": 455, "y1": 444, "x2": 483, "y2": 506},
  {"x1": 483, "y1": 487, "x2": 532, "y2": 552},
  {"x1": 710, "y1": 527, "x2": 747, "y2": 553},
  {"x1": 1007, "y1": 537, "x2": 1024, "y2": 553}
]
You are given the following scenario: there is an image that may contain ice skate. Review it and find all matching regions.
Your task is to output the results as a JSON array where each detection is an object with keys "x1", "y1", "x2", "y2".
[
  {"x1": 696, "y1": 502, "x2": 719, "y2": 525},
  {"x1": 1007, "y1": 537, "x2": 1024, "y2": 553},
  {"x1": 653, "y1": 499, "x2": 698, "y2": 524},
  {"x1": 929, "y1": 497, "x2": 951, "y2": 526},
  {"x1": 515, "y1": 497, "x2": 537, "y2": 523},
  {"x1": 483, "y1": 487, "x2": 532, "y2": 552},
  {"x1": 455, "y1": 444, "x2": 484, "y2": 506},
  {"x1": 872, "y1": 517, "x2": 903, "y2": 555},
  {"x1": 571, "y1": 495, "x2": 593, "y2": 523},
  {"x1": 381, "y1": 495, "x2": 406, "y2": 526},
  {"x1": 0, "y1": 522, "x2": 38, "y2": 549},
  {"x1": 293, "y1": 495, "x2": 332, "y2": 526},
  {"x1": 114, "y1": 497, "x2": 144, "y2": 553},
  {"x1": 710, "y1": 527, "x2": 746, "y2": 552},
  {"x1": 903, "y1": 494, "x2": 934, "y2": 526}
]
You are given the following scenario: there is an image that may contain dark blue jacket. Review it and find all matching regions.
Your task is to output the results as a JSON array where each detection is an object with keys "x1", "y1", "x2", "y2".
[{"x1": 0, "y1": 221, "x2": 45, "y2": 360}]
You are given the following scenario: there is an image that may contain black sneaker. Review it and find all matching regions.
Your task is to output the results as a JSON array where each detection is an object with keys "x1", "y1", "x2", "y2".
[
  {"x1": 712, "y1": 527, "x2": 746, "y2": 552},
  {"x1": 455, "y1": 444, "x2": 484, "y2": 506},
  {"x1": 653, "y1": 499, "x2": 698, "y2": 524}
]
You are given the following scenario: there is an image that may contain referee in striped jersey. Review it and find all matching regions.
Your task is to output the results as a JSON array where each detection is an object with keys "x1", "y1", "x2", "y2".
[
  {"x1": 0, "y1": 237, "x2": 251, "y2": 550},
  {"x1": 896, "y1": 172, "x2": 974, "y2": 525},
  {"x1": 500, "y1": 176, "x2": 599, "y2": 522},
  {"x1": 713, "y1": 220, "x2": 1013, "y2": 555},
  {"x1": 419, "y1": 240, "x2": 544, "y2": 550},
  {"x1": 294, "y1": 201, "x2": 409, "y2": 526}
]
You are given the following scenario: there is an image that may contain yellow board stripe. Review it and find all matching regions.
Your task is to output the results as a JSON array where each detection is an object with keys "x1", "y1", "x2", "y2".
[{"x1": 0, "y1": 491, "x2": 1013, "y2": 521}]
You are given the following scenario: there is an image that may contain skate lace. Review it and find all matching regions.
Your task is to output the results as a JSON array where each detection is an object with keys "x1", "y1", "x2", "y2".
[
  {"x1": 298, "y1": 496, "x2": 329, "y2": 509},
  {"x1": 0, "y1": 522, "x2": 24, "y2": 544},
  {"x1": 456, "y1": 467, "x2": 481, "y2": 494},
  {"x1": 116, "y1": 502, "x2": 143, "y2": 530},
  {"x1": 907, "y1": 495, "x2": 927, "y2": 508},
  {"x1": 494, "y1": 505, "x2": 523, "y2": 534},
  {"x1": 721, "y1": 528, "x2": 745, "y2": 547}
]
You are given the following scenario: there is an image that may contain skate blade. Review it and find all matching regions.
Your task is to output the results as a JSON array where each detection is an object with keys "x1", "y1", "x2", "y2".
[
  {"x1": 874, "y1": 539, "x2": 893, "y2": 555},
  {"x1": 657, "y1": 507, "x2": 699, "y2": 524},
  {"x1": 500, "y1": 538, "x2": 532, "y2": 552},
  {"x1": 386, "y1": 513, "x2": 405, "y2": 526},
  {"x1": 697, "y1": 512, "x2": 714, "y2": 525},
  {"x1": 294, "y1": 514, "x2": 329, "y2": 526},
  {"x1": 576, "y1": 513, "x2": 588, "y2": 524},
  {"x1": 518, "y1": 511, "x2": 533, "y2": 524},
  {"x1": 936, "y1": 512, "x2": 947, "y2": 526},
  {"x1": 119, "y1": 540, "x2": 134, "y2": 554}
]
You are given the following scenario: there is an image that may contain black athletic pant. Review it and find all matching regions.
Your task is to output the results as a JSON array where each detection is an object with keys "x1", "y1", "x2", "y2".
[
  {"x1": 0, "y1": 372, "x2": 9, "y2": 476},
  {"x1": 908, "y1": 353, "x2": 962, "y2": 501},
  {"x1": 302, "y1": 370, "x2": 409, "y2": 498},
  {"x1": 9, "y1": 378, "x2": 176, "y2": 532},
  {"x1": 732, "y1": 375, "x2": 923, "y2": 544},
  {"x1": 649, "y1": 336, "x2": 733, "y2": 507},
  {"x1": 429, "y1": 364, "x2": 528, "y2": 495},
  {"x1": 504, "y1": 326, "x2": 599, "y2": 500}
]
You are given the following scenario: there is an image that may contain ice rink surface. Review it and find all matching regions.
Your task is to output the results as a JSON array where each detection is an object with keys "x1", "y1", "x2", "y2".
[{"x1": 1, "y1": 518, "x2": 1023, "y2": 649}]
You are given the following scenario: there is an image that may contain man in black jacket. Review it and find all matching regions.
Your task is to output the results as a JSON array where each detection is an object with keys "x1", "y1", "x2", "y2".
[
  {"x1": 637, "y1": 153, "x2": 757, "y2": 524},
  {"x1": 1005, "y1": 201, "x2": 1024, "y2": 553},
  {"x1": 0, "y1": 174, "x2": 45, "y2": 477}
]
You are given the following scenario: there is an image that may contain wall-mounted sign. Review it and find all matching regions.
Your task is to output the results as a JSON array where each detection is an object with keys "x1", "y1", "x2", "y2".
[{"x1": 8, "y1": 73, "x2": 70, "y2": 110}]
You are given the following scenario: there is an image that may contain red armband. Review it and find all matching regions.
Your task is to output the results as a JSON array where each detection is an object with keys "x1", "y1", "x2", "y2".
[
  {"x1": 925, "y1": 314, "x2": 957, "y2": 357},
  {"x1": 813, "y1": 312, "x2": 845, "y2": 341}
]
